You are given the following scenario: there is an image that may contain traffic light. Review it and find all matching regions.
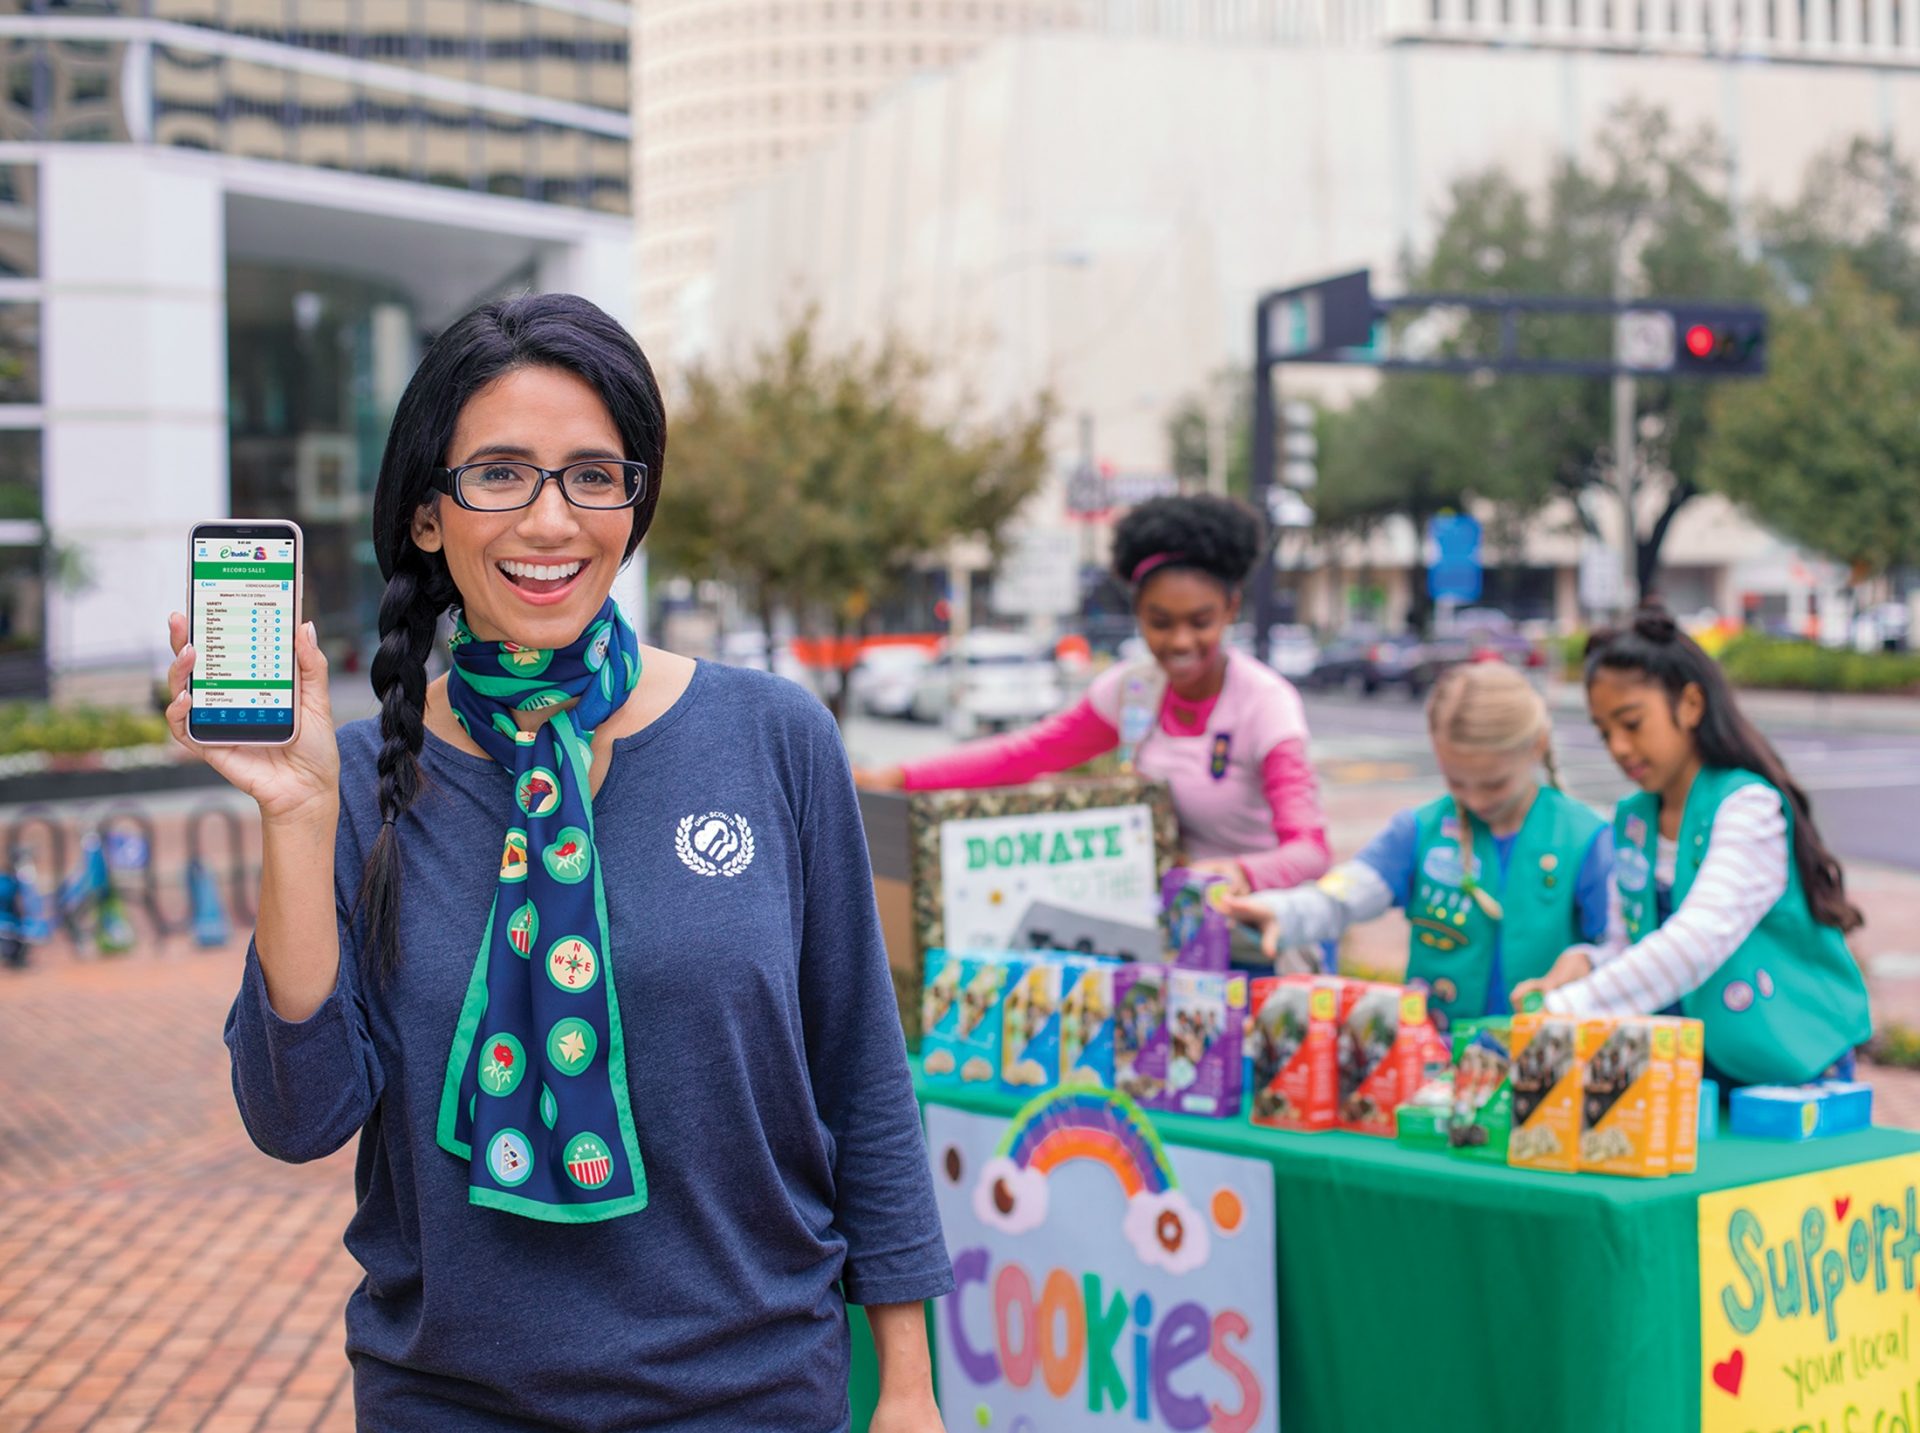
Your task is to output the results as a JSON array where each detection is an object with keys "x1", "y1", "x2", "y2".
[{"x1": 1670, "y1": 307, "x2": 1767, "y2": 376}]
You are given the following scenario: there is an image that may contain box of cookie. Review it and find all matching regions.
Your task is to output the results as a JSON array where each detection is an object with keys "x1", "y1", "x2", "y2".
[
  {"x1": 1113, "y1": 964, "x2": 1169, "y2": 1107},
  {"x1": 1000, "y1": 955, "x2": 1066, "y2": 1093},
  {"x1": 920, "y1": 948, "x2": 965, "y2": 1084},
  {"x1": 1447, "y1": 1017, "x2": 1514, "y2": 1162},
  {"x1": 948, "y1": 952, "x2": 1011, "y2": 1086},
  {"x1": 1578, "y1": 1017, "x2": 1673, "y2": 1178},
  {"x1": 1059, "y1": 957, "x2": 1119, "y2": 1088},
  {"x1": 1249, "y1": 975, "x2": 1338, "y2": 1132},
  {"x1": 1507, "y1": 1011, "x2": 1580, "y2": 1172},
  {"x1": 1336, "y1": 981, "x2": 1429, "y2": 1138},
  {"x1": 1161, "y1": 867, "x2": 1233, "y2": 971},
  {"x1": 1664, "y1": 1017, "x2": 1705, "y2": 1173},
  {"x1": 1148, "y1": 968, "x2": 1246, "y2": 1118}
]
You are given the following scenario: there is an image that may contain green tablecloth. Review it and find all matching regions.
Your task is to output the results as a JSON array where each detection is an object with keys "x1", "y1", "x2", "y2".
[{"x1": 847, "y1": 1074, "x2": 1920, "y2": 1432}]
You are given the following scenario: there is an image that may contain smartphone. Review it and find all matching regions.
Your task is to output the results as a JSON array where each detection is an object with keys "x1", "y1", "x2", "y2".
[{"x1": 188, "y1": 519, "x2": 303, "y2": 746}]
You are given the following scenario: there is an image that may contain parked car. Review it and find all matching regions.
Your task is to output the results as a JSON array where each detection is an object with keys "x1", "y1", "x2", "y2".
[
  {"x1": 1362, "y1": 633, "x2": 1442, "y2": 697},
  {"x1": 716, "y1": 630, "x2": 812, "y2": 689},
  {"x1": 1302, "y1": 632, "x2": 1378, "y2": 691},
  {"x1": 847, "y1": 644, "x2": 933, "y2": 718},
  {"x1": 1446, "y1": 607, "x2": 1547, "y2": 670},
  {"x1": 908, "y1": 632, "x2": 1064, "y2": 731},
  {"x1": 1266, "y1": 624, "x2": 1321, "y2": 680},
  {"x1": 1305, "y1": 629, "x2": 1455, "y2": 698}
]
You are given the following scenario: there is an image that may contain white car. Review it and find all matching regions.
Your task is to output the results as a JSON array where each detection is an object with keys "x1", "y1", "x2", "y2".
[
  {"x1": 1265, "y1": 624, "x2": 1321, "y2": 680},
  {"x1": 716, "y1": 630, "x2": 812, "y2": 689},
  {"x1": 909, "y1": 633, "x2": 1064, "y2": 731},
  {"x1": 847, "y1": 645, "x2": 933, "y2": 718}
]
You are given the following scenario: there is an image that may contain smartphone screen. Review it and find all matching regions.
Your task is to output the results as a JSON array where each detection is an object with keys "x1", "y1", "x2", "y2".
[{"x1": 189, "y1": 522, "x2": 300, "y2": 744}]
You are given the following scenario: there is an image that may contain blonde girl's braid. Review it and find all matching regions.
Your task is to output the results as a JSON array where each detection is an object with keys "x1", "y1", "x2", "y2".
[
  {"x1": 1542, "y1": 741, "x2": 1564, "y2": 791},
  {"x1": 1426, "y1": 663, "x2": 1555, "y2": 922}
]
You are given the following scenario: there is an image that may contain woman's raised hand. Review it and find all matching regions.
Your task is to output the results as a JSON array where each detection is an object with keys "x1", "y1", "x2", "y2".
[{"x1": 164, "y1": 611, "x2": 342, "y2": 827}]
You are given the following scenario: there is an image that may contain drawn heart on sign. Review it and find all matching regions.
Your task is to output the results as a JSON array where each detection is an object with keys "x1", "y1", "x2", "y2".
[
  {"x1": 1836, "y1": 1196, "x2": 1853, "y2": 1222},
  {"x1": 1712, "y1": 1349, "x2": 1745, "y2": 1397}
]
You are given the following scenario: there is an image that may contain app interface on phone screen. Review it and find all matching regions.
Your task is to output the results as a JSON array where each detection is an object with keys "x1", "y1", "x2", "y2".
[{"x1": 192, "y1": 534, "x2": 295, "y2": 729}]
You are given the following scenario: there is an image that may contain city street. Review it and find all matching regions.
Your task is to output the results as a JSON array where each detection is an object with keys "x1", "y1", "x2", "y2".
[
  {"x1": 1297, "y1": 689, "x2": 1920, "y2": 873},
  {"x1": 4, "y1": 691, "x2": 1920, "y2": 1429},
  {"x1": 845, "y1": 685, "x2": 1920, "y2": 872}
]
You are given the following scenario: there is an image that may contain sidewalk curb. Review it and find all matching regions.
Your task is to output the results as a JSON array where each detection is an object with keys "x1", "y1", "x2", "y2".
[{"x1": 1544, "y1": 679, "x2": 1920, "y2": 735}]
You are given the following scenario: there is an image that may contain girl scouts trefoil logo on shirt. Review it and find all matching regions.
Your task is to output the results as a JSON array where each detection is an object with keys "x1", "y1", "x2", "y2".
[{"x1": 675, "y1": 812, "x2": 756, "y2": 877}]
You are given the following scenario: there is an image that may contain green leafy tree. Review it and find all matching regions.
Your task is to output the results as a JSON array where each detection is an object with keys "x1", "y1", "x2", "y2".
[
  {"x1": 1700, "y1": 261, "x2": 1920, "y2": 579},
  {"x1": 1393, "y1": 103, "x2": 1766, "y2": 600},
  {"x1": 1314, "y1": 375, "x2": 1494, "y2": 632},
  {"x1": 1168, "y1": 104, "x2": 1771, "y2": 622},
  {"x1": 1760, "y1": 137, "x2": 1920, "y2": 324},
  {"x1": 649, "y1": 315, "x2": 1052, "y2": 719}
]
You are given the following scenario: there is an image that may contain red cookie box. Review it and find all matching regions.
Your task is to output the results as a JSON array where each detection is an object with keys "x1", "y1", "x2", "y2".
[
  {"x1": 1337, "y1": 980, "x2": 1431, "y2": 1138},
  {"x1": 1248, "y1": 975, "x2": 1339, "y2": 1132}
]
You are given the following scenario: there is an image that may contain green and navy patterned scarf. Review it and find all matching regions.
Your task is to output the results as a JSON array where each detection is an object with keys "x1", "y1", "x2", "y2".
[{"x1": 433, "y1": 599, "x2": 647, "y2": 1222}]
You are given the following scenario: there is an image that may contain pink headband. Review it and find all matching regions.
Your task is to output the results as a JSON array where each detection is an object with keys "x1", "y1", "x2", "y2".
[{"x1": 1130, "y1": 551, "x2": 1189, "y2": 585}]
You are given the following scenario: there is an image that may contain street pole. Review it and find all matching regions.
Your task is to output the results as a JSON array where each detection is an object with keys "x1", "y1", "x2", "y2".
[
  {"x1": 1207, "y1": 377, "x2": 1229, "y2": 497},
  {"x1": 1611, "y1": 368, "x2": 1638, "y2": 617},
  {"x1": 1249, "y1": 306, "x2": 1276, "y2": 666},
  {"x1": 945, "y1": 546, "x2": 975, "y2": 738}
]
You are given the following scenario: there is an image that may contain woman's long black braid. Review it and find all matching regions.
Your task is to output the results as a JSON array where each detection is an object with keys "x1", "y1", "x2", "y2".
[{"x1": 358, "y1": 548, "x2": 456, "y2": 981}]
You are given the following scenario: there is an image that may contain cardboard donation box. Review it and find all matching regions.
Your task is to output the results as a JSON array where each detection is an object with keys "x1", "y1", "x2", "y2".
[{"x1": 859, "y1": 777, "x2": 1180, "y2": 1044}]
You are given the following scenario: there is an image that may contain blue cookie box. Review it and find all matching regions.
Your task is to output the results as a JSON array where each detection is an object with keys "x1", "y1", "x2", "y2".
[{"x1": 1728, "y1": 1081, "x2": 1872, "y2": 1140}]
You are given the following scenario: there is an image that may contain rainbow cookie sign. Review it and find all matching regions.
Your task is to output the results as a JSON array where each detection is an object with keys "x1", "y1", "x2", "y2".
[
  {"x1": 1699, "y1": 1152, "x2": 1920, "y2": 1431},
  {"x1": 929, "y1": 1087, "x2": 1277, "y2": 1431}
]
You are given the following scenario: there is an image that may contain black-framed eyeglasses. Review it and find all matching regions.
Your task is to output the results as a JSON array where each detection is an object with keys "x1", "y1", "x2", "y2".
[{"x1": 432, "y1": 460, "x2": 649, "y2": 512}]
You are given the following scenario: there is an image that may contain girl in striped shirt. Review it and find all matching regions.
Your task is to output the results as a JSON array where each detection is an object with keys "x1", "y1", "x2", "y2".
[{"x1": 1513, "y1": 608, "x2": 1871, "y2": 1087}]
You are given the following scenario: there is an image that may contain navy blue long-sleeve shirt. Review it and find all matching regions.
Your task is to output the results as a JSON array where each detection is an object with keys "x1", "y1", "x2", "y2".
[{"x1": 225, "y1": 661, "x2": 952, "y2": 1431}]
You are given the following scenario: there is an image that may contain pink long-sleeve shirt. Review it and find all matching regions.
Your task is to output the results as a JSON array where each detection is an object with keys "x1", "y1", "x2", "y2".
[{"x1": 901, "y1": 651, "x2": 1331, "y2": 891}]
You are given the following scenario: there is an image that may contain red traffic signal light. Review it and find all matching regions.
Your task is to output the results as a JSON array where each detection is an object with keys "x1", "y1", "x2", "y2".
[{"x1": 1670, "y1": 307, "x2": 1767, "y2": 375}]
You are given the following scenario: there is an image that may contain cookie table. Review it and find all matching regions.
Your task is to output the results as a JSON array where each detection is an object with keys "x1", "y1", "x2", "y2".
[{"x1": 850, "y1": 1074, "x2": 1920, "y2": 1432}]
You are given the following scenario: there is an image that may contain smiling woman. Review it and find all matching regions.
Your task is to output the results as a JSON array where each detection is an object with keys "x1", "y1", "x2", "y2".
[{"x1": 162, "y1": 293, "x2": 951, "y2": 1432}]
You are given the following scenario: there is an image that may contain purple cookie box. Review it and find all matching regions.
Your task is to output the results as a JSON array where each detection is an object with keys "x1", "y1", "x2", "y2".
[
  {"x1": 1161, "y1": 867, "x2": 1232, "y2": 972},
  {"x1": 1113, "y1": 963, "x2": 1246, "y2": 1118}
]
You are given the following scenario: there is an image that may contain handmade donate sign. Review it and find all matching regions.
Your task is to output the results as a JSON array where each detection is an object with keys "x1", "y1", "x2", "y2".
[
  {"x1": 1699, "y1": 1152, "x2": 1920, "y2": 1431},
  {"x1": 929, "y1": 1088, "x2": 1278, "y2": 1432},
  {"x1": 938, "y1": 803, "x2": 1161, "y2": 954}
]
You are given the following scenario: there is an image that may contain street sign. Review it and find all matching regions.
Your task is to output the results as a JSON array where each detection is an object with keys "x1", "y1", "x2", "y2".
[
  {"x1": 1427, "y1": 513, "x2": 1483, "y2": 603},
  {"x1": 1615, "y1": 310, "x2": 1677, "y2": 373},
  {"x1": 1064, "y1": 464, "x2": 1179, "y2": 518},
  {"x1": 1262, "y1": 271, "x2": 1375, "y2": 361},
  {"x1": 1266, "y1": 488, "x2": 1314, "y2": 531},
  {"x1": 991, "y1": 527, "x2": 1079, "y2": 617},
  {"x1": 1578, "y1": 537, "x2": 1627, "y2": 613}
]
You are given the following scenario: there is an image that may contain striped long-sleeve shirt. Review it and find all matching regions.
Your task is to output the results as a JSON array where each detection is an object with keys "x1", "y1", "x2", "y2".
[{"x1": 1543, "y1": 784, "x2": 1787, "y2": 1017}]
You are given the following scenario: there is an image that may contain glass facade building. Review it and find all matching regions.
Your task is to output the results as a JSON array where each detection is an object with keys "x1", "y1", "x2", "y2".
[{"x1": 1, "y1": 0, "x2": 633, "y2": 701}]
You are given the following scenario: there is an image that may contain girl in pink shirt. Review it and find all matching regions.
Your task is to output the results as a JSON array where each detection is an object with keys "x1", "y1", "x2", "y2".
[{"x1": 858, "y1": 495, "x2": 1330, "y2": 894}]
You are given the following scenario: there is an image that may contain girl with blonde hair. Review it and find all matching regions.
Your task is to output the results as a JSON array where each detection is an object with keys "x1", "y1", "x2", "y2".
[{"x1": 1225, "y1": 661, "x2": 1613, "y2": 1029}]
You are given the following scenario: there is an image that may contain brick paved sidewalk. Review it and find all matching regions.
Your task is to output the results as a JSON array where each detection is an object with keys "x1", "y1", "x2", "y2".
[{"x1": 0, "y1": 946, "x2": 357, "y2": 1433}]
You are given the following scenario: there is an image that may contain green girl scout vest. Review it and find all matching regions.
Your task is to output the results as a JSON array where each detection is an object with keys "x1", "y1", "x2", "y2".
[
  {"x1": 1409, "y1": 789, "x2": 1605, "y2": 1030},
  {"x1": 1612, "y1": 767, "x2": 1871, "y2": 1085}
]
